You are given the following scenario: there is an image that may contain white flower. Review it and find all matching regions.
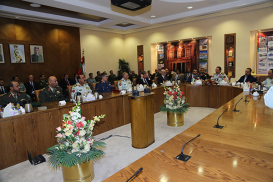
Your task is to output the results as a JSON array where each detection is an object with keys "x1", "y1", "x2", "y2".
[
  {"x1": 83, "y1": 144, "x2": 90, "y2": 153},
  {"x1": 82, "y1": 120, "x2": 87, "y2": 126},
  {"x1": 65, "y1": 130, "x2": 72, "y2": 136},
  {"x1": 93, "y1": 116, "x2": 100, "y2": 121},
  {"x1": 71, "y1": 148, "x2": 79, "y2": 153},
  {"x1": 79, "y1": 130, "x2": 86, "y2": 136},
  {"x1": 76, "y1": 154, "x2": 81, "y2": 157},
  {"x1": 72, "y1": 142, "x2": 79, "y2": 149},
  {"x1": 55, "y1": 147, "x2": 59, "y2": 150},
  {"x1": 79, "y1": 137, "x2": 86, "y2": 144}
]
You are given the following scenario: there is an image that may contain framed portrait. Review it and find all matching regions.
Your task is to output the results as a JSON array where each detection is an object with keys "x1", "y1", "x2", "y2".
[
  {"x1": 30, "y1": 45, "x2": 44, "y2": 63},
  {"x1": 9, "y1": 44, "x2": 26, "y2": 63},
  {"x1": 0, "y1": 43, "x2": 4, "y2": 63}
]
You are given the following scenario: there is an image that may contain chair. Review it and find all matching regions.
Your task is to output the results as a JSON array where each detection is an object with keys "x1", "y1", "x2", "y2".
[
  {"x1": 92, "y1": 83, "x2": 97, "y2": 90},
  {"x1": 68, "y1": 85, "x2": 73, "y2": 99},
  {"x1": 133, "y1": 78, "x2": 137, "y2": 85},
  {"x1": 114, "y1": 80, "x2": 119, "y2": 90},
  {"x1": 34, "y1": 89, "x2": 42, "y2": 103},
  {"x1": 259, "y1": 76, "x2": 267, "y2": 83}
]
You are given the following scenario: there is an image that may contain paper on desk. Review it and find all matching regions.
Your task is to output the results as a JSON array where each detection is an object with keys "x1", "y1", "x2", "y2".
[
  {"x1": 59, "y1": 100, "x2": 66, "y2": 106},
  {"x1": 20, "y1": 106, "x2": 25, "y2": 114},
  {"x1": 87, "y1": 93, "x2": 96, "y2": 101},
  {"x1": 3, "y1": 103, "x2": 12, "y2": 113}
]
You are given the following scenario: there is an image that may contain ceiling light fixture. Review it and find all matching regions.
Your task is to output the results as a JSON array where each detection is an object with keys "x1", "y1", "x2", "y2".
[
  {"x1": 187, "y1": 6, "x2": 193, "y2": 9},
  {"x1": 15, "y1": 16, "x2": 20, "y2": 19},
  {"x1": 151, "y1": 15, "x2": 156, "y2": 18},
  {"x1": 30, "y1": 3, "x2": 41, "y2": 8}
]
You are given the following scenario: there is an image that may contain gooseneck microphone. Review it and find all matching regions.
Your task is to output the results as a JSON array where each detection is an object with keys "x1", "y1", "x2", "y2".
[
  {"x1": 126, "y1": 167, "x2": 143, "y2": 182},
  {"x1": 232, "y1": 97, "x2": 243, "y2": 112},
  {"x1": 175, "y1": 134, "x2": 201, "y2": 162},
  {"x1": 243, "y1": 95, "x2": 250, "y2": 102},
  {"x1": 213, "y1": 108, "x2": 228, "y2": 129}
]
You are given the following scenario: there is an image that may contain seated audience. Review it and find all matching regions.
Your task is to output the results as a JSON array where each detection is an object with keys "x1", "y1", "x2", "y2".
[
  {"x1": 158, "y1": 69, "x2": 169, "y2": 84},
  {"x1": 38, "y1": 74, "x2": 48, "y2": 89},
  {"x1": 60, "y1": 73, "x2": 72, "y2": 96},
  {"x1": 0, "y1": 81, "x2": 30, "y2": 106},
  {"x1": 147, "y1": 70, "x2": 152, "y2": 79},
  {"x1": 183, "y1": 68, "x2": 191, "y2": 82},
  {"x1": 108, "y1": 70, "x2": 117, "y2": 84},
  {"x1": 71, "y1": 75, "x2": 92, "y2": 99},
  {"x1": 118, "y1": 72, "x2": 132, "y2": 90},
  {"x1": 0, "y1": 79, "x2": 7, "y2": 94},
  {"x1": 199, "y1": 68, "x2": 209, "y2": 80},
  {"x1": 262, "y1": 69, "x2": 273, "y2": 89},
  {"x1": 129, "y1": 70, "x2": 138, "y2": 81},
  {"x1": 136, "y1": 71, "x2": 153, "y2": 86},
  {"x1": 71, "y1": 73, "x2": 78, "y2": 85},
  {"x1": 39, "y1": 76, "x2": 65, "y2": 103},
  {"x1": 117, "y1": 70, "x2": 123, "y2": 80},
  {"x1": 96, "y1": 73, "x2": 113, "y2": 93},
  {"x1": 172, "y1": 70, "x2": 183, "y2": 83},
  {"x1": 165, "y1": 68, "x2": 172, "y2": 80},
  {"x1": 12, "y1": 76, "x2": 26, "y2": 92},
  {"x1": 187, "y1": 69, "x2": 199, "y2": 83},
  {"x1": 87, "y1": 73, "x2": 96, "y2": 87},
  {"x1": 211, "y1": 66, "x2": 228, "y2": 82},
  {"x1": 237, "y1": 68, "x2": 257, "y2": 83},
  {"x1": 95, "y1": 71, "x2": 101, "y2": 82},
  {"x1": 24, "y1": 75, "x2": 39, "y2": 98},
  {"x1": 151, "y1": 68, "x2": 161, "y2": 80}
]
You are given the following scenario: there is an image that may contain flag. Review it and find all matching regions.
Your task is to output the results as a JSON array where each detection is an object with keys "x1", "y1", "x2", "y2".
[{"x1": 78, "y1": 50, "x2": 85, "y2": 76}]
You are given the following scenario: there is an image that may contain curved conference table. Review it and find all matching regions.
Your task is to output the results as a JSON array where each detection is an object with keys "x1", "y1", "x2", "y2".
[{"x1": 0, "y1": 84, "x2": 264, "y2": 172}]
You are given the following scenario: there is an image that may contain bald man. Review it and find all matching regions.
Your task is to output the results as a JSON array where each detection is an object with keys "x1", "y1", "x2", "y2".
[
  {"x1": 24, "y1": 74, "x2": 39, "y2": 98},
  {"x1": 39, "y1": 76, "x2": 65, "y2": 103}
]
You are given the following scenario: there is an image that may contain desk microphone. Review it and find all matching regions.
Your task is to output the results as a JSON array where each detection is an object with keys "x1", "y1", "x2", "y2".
[
  {"x1": 213, "y1": 108, "x2": 228, "y2": 129},
  {"x1": 232, "y1": 97, "x2": 243, "y2": 112},
  {"x1": 175, "y1": 134, "x2": 201, "y2": 162},
  {"x1": 125, "y1": 167, "x2": 143, "y2": 182},
  {"x1": 243, "y1": 95, "x2": 250, "y2": 102}
]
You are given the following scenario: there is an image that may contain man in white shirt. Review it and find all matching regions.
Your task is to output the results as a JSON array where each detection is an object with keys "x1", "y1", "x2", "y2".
[
  {"x1": 264, "y1": 86, "x2": 273, "y2": 109},
  {"x1": 118, "y1": 72, "x2": 132, "y2": 91},
  {"x1": 262, "y1": 69, "x2": 273, "y2": 89}
]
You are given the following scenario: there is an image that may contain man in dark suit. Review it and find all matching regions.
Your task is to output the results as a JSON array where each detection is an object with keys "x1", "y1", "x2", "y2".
[
  {"x1": 136, "y1": 71, "x2": 153, "y2": 86},
  {"x1": 158, "y1": 69, "x2": 169, "y2": 84},
  {"x1": 24, "y1": 75, "x2": 39, "y2": 99},
  {"x1": 183, "y1": 67, "x2": 192, "y2": 82},
  {"x1": 71, "y1": 73, "x2": 78, "y2": 85},
  {"x1": 187, "y1": 69, "x2": 199, "y2": 83},
  {"x1": 165, "y1": 68, "x2": 172, "y2": 80},
  {"x1": 39, "y1": 76, "x2": 65, "y2": 103},
  {"x1": 0, "y1": 79, "x2": 7, "y2": 95},
  {"x1": 199, "y1": 68, "x2": 209, "y2": 80},
  {"x1": 95, "y1": 71, "x2": 101, "y2": 82},
  {"x1": 60, "y1": 73, "x2": 72, "y2": 97},
  {"x1": 0, "y1": 81, "x2": 30, "y2": 106},
  {"x1": 38, "y1": 74, "x2": 48, "y2": 89},
  {"x1": 237, "y1": 68, "x2": 257, "y2": 83},
  {"x1": 129, "y1": 70, "x2": 138, "y2": 81}
]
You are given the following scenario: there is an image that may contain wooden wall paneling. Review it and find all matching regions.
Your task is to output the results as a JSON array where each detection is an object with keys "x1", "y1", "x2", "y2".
[
  {"x1": 14, "y1": 20, "x2": 32, "y2": 41},
  {"x1": 45, "y1": 24, "x2": 58, "y2": 43},
  {"x1": 233, "y1": 87, "x2": 243, "y2": 98},
  {"x1": 0, "y1": 18, "x2": 16, "y2": 40},
  {"x1": 59, "y1": 42, "x2": 71, "y2": 79},
  {"x1": 92, "y1": 101, "x2": 108, "y2": 135},
  {"x1": 30, "y1": 22, "x2": 46, "y2": 42},
  {"x1": 202, "y1": 85, "x2": 209, "y2": 107},
  {"x1": 219, "y1": 86, "x2": 233, "y2": 107},
  {"x1": 186, "y1": 85, "x2": 203, "y2": 107},
  {"x1": 208, "y1": 85, "x2": 219, "y2": 108},
  {"x1": 58, "y1": 26, "x2": 70, "y2": 43},
  {"x1": 152, "y1": 87, "x2": 164, "y2": 113},
  {"x1": 122, "y1": 95, "x2": 131, "y2": 124}
]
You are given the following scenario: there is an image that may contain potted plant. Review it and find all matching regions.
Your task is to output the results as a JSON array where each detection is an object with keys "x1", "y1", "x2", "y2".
[
  {"x1": 47, "y1": 102, "x2": 106, "y2": 182},
  {"x1": 160, "y1": 84, "x2": 189, "y2": 127}
]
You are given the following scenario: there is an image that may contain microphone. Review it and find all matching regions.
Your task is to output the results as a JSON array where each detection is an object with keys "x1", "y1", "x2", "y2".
[
  {"x1": 213, "y1": 108, "x2": 228, "y2": 129},
  {"x1": 125, "y1": 167, "x2": 143, "y2": 182},
  {"x1": 243, "y1": 95, "x2": 250, "y2": 102},
  {"x1": 175, "y1": 134, "x2": 201, "y2": 162},
  {"x1": 232, "y1": 97, "x2": 243, "y2": 112}
]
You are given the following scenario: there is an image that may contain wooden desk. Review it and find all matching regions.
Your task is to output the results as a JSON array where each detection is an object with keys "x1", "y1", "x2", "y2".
[
  {"x1": 0, "y1": 84, "x2": 243, "y2": 169},
  {"x1": 104, "y1": 93, "x2": 273, "y2": 182}
]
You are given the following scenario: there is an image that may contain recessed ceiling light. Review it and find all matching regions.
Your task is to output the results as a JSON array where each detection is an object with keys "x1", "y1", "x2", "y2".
[
  {"x1": 187, "y1": 6, "x2": 193, "y2": 9},
  {"x1": 121, "y1": 22, "x2": 128, "y2": 25},
  {"x1": 151, "y1": 15, "x2": 156, "y2": 18},
  {"x1": 15, "y1": 16, "x2": 20, "y2": 19},
  {"x1": 259, "y1": 30, "x2": 261, "y2": 31},
  {"x1": 30, "y1": 3, "x2": 41, "y2": 8}
]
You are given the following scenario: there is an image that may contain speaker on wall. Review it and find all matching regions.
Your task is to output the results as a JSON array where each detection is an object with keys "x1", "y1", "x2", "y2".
[{"x1": 111, "y1": 0, "x2": 152, "y2": 11}]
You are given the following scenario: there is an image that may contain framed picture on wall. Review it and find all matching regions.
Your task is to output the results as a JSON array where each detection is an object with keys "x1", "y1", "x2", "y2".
[
  {"x1": 9, "y1": 44, "x2": 26, "y2": 63},
  {"x1": 0, "y1": 43, "x2": 4, "y2": 63},
  {"x1": 30, "y1": 45, "x2": 44, "y2": 63}
]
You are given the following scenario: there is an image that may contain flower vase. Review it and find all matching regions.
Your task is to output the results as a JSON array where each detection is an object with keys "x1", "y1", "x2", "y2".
[
  {"x1": 167, "y1": 111, "x2": 184, "y2": 127},
  {"x1": 62, "y1": 160, "x2": 94, "y2": 182}
]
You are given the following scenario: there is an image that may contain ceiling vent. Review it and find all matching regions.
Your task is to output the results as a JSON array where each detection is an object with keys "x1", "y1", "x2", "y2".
[{"x1": 111, "y1": 0, "x2": 152, "y2": 11}]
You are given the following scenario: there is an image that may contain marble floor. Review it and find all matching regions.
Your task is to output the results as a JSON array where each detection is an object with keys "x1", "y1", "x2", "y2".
[{"x1": 0, "y1": 107, "x2": 216, "y2": 182}]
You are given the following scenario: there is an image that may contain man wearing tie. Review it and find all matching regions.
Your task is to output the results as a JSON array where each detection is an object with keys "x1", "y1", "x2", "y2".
[
  {"x1": 60, "y1": 73, "x2": 71, "y2": 96},
  {"x1": 136, "y1": 71, "x2": 153, "y2": 86},
  {"x1": 172, "y1": 70, "x2": 183, "y2": 83},
  {"x1": 0, "y1": 79, "x2": 7, "y2": 95},
  {"x1": 158, "y1": 69, "x2": 168, "y2": 84},
  {"x1": 187, "y1": 69, "x2": 199, "y2": 83},
  {"x1": 0, "y1": 81, "x2": 30, "y2": 106},
  {"x1": 24, "y1": 75, "x2": 38, "y2": 99},
  {"x1": 39, "y1": 76, "x2": 65, "y2": 103}
]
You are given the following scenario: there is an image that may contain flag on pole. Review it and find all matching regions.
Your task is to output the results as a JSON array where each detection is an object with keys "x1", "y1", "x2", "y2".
[{"x1": 78, "y1": 49, "x2": 85, "y2": 76}]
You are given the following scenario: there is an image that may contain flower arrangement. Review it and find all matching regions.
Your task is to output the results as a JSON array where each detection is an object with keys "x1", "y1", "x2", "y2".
[
  {"x1": 47, "y1": 101, "x2": 106, "y2": 169},
  {"x1": 160, "y1": 84, "x2": 190, "y2": 113}
]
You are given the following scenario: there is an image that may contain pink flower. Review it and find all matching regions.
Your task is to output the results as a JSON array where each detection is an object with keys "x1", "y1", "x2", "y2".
[
  {"x1": 168, "y1": 92, "x2": 172, "y2": 96},
  {"x1": 82, "y1": 117, "x2": 86, "y2": 121},
  {"x1": 70, "y1": 126, "x2": 74, "y2": 130},
  {"x1": 56, "y1": 127, "x2": 61, "y2": 131},
  {"x1": 67, "y1": 121, "x2": 72, "y2": 125},
  {"x1": 57, "y1": 133, "x2": 62, "y2": 138},
  {"x1": 76, "y1": 122, "x2": 84, "y2": 128}
]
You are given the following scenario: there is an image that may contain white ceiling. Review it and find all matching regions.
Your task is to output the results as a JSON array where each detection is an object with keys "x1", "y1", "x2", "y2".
[{"x1": 0, "y1": 0, "x2": 271, "y2": 34}]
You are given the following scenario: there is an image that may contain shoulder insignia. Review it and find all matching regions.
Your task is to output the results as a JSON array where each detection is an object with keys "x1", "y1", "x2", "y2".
[
  {"x1": 48, "y1": 88, "x2": 50, "y2": 91},
  {"x1": 8, "y1": 94, "x2": 11, "y2": 97},
  {"x1": 221, "y1": 72, "x2": 224, "y2": 75},
  {"x1": 214, "y1": 73, "x2": 216, "y2": 74},
  {"x1": 119, "y1": 83, "x2": 122, "y2": 86},
  {"x1": 18, "y1": 93, "x2": 21, "y2": 96}
]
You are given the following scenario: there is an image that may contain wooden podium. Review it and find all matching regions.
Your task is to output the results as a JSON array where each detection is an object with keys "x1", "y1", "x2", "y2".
[{"x1": 129, "y1": 92, "x2": 155, "y2": 149}]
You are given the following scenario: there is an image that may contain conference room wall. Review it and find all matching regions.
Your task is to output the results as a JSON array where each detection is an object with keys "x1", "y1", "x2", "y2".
[
  {"x1": 0, "y1": 17, "x2": 81, "y2": 84},
  {"x1": 80, "y1": 29, "x2": 124, "y2": 76},
  {"x1": 123, "y1": 6, "x2": 273, "y2": 81}
]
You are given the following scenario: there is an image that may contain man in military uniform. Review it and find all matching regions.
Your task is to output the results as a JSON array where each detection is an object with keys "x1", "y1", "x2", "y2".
[
  {"x1": 95, "y1": 71, "x2": 101, "y2": 82},
  {"x1": 71, "y1": 75, "x2": 92, "y2": 99},
  {"x1": 31, "y1": 47, "x2": 43, "y2": 62},
  {"x1": 108, "y1": 70, "x2": 117, "y2": 84},
  {"x1": 165, "y1": 68, "x2": 172, "y2": 80},
  {"x1": 199, "y1": 68, "x2": 209, "y2": 80},
  {"x1": 39, "y1": 76, "x2": 65, "y2": 103},
  {"x1": 96, "y1": 73, "x2": 113, "y2": 93},
  {"x1": 12, "y1": 76, "x2": 26, "y2": 92},
  {"x1": 172, "y1": 70, "x2": 183, "y2": 83},
  {"x1": 129, "y1": 70, "x2": 138, "y2": 81},
  {"x1": 262, "y1": 69, "x2": 273, "y2": 89},
  {"x1": 118, "y1": 72, "x2": 132, "y2": 91},
  {"x1": 38, "y1": 74, "x2": 48, "y2": 89},
  {"x1": 211, "y1": 66, "x2": 228, "y2": 82},
  {"x1": 0, "y1": 81, "x2": 30, "y2": 106}
]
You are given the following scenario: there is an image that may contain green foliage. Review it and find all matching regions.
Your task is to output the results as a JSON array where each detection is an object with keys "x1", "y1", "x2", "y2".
[
  {"x1": 47, "y1": 141, "x2": 106, "y2": 169},
  {"x1": 160, "y1": 103, "x2": 190, "y2": 114},
  {"x1": 118, "y1": 59, "x2": 130, "y2": 74}
]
